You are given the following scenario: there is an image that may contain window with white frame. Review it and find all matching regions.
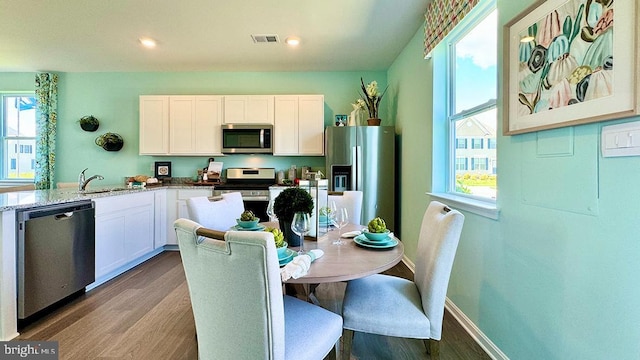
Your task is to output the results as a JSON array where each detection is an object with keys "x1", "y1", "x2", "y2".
[
  {"x1": 1, "y1": 94, "x2": 37, "y2": 180},
  {"x1": 446, "y1": 3, "x2": 497, "y2": 200}
]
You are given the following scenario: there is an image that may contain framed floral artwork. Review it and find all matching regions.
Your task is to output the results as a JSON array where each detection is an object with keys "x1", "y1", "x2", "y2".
[{"x1": 503, "y1": 0, "x2": 638, "y2": 135}]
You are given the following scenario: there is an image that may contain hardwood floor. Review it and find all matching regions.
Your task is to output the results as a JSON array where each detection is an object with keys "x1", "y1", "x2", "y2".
[{"x1": 17, "y1": 252, "x2": 491, "y2": 360}]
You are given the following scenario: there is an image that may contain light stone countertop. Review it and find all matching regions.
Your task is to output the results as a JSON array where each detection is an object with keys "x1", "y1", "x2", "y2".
[{"x1": 0, "y1": 184, "x2": 212, "y2": 212}]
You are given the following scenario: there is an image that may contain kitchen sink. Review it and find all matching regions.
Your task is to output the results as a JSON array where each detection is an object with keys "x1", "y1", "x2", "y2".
[{"x1": 76, "y1": 187, "x2": 130, "y2": 195}]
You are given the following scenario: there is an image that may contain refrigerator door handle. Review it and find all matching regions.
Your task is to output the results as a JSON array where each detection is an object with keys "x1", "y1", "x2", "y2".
[{"x1": 355, "y1": 145, "x2": 363, "y2": 191}]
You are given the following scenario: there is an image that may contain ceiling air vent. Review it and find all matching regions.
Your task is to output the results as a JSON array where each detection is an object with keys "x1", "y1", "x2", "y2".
[{"x1": 251, "y1": 34, "x2": 280, "y2": 43}]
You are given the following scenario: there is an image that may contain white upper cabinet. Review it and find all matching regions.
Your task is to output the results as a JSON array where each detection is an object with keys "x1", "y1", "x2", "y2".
[
  {"x1": 274, "y1": 95, "x2": 324, "y2": 156},
  {"x1": 170, "y1": 96, "x2": 223, "y2": 155},
  {"x1": 139, "y1": 96, "x2": 169, "y2": 155},
  {"x1": 140, "y1": 95, "x2": 223, "y2": 155},
  {"x1": 224, "y1": 95, "x2": 274, "y2": 124}
]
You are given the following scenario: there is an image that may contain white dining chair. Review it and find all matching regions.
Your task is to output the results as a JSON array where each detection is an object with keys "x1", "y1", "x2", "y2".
[
  {"x1": 186, "y1": 191, "x2": 244, "y2": 231},
  {"x1": 328, "y1": 190, "x2": 363, "y2": 225},
  {"x1": 340, "y1": 201, "x2": 465, "y2": 359},
  {"x1": 174, "y1": 218, "x2": 343, "y2": 360}
]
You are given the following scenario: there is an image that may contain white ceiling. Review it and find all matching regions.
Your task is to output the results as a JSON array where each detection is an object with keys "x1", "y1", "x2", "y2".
[{"x1": 0, "y1": 0, "x2": 429, "y2": 73}]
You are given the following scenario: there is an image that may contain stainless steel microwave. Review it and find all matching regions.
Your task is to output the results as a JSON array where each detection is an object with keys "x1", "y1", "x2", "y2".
[{"x1": 221, "y1": 124, "x2": 273, "y2": 154}]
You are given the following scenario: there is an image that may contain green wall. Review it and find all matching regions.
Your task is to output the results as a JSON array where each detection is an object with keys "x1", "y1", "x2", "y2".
[
  {"x1": 388, "y1": 1, "x2": 640, "y2": 359},
  {"x1": 0, "y1": 71, "x2": 388, "y2": 185}
]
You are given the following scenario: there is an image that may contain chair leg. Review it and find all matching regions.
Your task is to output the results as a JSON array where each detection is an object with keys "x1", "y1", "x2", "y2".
[
  {"x1": 324, "y1": 340, "x2": 339, "y2": 360},
  {"x1": 424, "y1": 339, "x2": 440, "y2": 360},
  {"x1": 341, "y1": 329, "x2": 354, "y2": 359}
]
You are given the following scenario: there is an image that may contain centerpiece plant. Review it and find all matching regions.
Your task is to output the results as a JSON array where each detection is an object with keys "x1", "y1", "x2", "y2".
[{"x1": 273, "y1": 187, "x2": 314, "y2": 246}]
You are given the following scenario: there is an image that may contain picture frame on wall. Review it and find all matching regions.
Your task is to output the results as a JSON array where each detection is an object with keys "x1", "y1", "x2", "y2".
[
  {"x1": 155, "y1": 161, "x2": 171, "y2": 179},
  {"x1": 503, "y1": 0, "x2": 638, "y2": 135}
]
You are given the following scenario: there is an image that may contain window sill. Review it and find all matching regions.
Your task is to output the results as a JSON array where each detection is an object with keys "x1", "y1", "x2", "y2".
[{"x1": 427, "y1": 192, "x2": 499, "y2": 220}]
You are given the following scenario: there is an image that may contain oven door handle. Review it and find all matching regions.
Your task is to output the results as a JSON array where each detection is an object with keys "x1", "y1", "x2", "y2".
[{"x1": 243, "y1": 196, "x2": 270, "y2": 201}]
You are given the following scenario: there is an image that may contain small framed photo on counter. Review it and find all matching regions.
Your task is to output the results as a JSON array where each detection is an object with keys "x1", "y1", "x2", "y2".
[{"x1": 155, "y1": 161, "x2": 171, "y2": 179}]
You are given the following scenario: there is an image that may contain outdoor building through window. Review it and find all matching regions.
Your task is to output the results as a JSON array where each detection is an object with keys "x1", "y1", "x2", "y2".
[
  {"x1": 446, "y1": 3, "x2": 497, "y2": 200},
  {"x1": 1, "y1": 94, "x2": 37, "y2": 180}
]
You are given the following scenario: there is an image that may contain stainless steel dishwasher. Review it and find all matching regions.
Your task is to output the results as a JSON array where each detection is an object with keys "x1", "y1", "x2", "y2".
[{"x1": 16, "y1": 200, "x2": 95, "y2": 319}]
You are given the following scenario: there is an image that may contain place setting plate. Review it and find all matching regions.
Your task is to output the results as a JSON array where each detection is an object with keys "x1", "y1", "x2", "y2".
[
  {"x1": 353, "y1": 234, "x2": 398, "y2": 249},
  {"x1": 278, "y1": 248, "x2": 296, "y2": 266},
  {"x1": 230, "y1": 223, "x2": 266, "y2": 231}
]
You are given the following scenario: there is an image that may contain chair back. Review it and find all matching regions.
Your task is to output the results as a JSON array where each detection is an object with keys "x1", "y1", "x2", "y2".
[
  {"x1": 174, "y1": 218, "x2": 285, "y2": 360},
  {"x1": 414, "y1": 201, "x2": 464, "y2": 340},
  {"x1": 328, "y1": 191, "x2": 363, "y2": 225},
  {"x1": 186, "y1": 191, "x2": 244, "y2": 231}
]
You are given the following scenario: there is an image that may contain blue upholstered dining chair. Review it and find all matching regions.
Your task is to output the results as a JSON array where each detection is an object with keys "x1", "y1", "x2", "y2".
[
  {"x1": 340, "y1": 201, "x2": 465, "y2": 360},
  {"x1": 186, "y1": 191, "x2": 244, "y2": 231},
  {"x1": 174, "y1": 218, "x2": 343, "y2": 360}
]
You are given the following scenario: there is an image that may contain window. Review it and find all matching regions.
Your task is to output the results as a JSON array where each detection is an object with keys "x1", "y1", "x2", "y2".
[
  {"x1": 1, "y1": 94, "x2": 36, "y2": 180},
  {"x1": 455, "y1": 157, "x2": 468, "y2": 171},
  {"x1": 446, "y1": 3, "x2": 497, "y2": 201}
]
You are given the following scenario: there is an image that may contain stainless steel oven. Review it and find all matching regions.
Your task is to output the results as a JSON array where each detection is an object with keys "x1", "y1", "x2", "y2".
[{"x1": 212, "y1": 168, "x2": 276, "y2": 221}]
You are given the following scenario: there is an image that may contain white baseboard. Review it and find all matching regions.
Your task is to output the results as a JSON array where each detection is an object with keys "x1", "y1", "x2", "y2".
[
  {"x1": 444, "y1": 298, "x2": 509, "y2": 360},
  {"x1": 87, "y1": 248, "x2": 164, "y2": 291},
  {"x1": 400, "y1": 258, "x2": 508, "y2": 360}
]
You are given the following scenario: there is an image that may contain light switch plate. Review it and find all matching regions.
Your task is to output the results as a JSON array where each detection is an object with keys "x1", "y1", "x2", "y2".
[{"x1": 601, "y1": 121, "x2": 640, "y2": 157}]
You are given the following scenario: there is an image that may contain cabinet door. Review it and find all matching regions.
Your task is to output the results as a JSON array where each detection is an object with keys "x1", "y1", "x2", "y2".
[
  {"x1": 224, "y1": 95, "x2": 274, "y2": 124},
  {"x1": 223, "y1": 96, "x2": 247, "y2": 124},
  {"x1": 274, "y1": 96, "x2": 299, "y2": 155},
  {"x1": 169, "y1": 96, "x2": 196, "y2": 154},
  {"x1": 195, "y1": 96, "x2": 223, "y2": 154},
  {"x1": 154, "y1": 189, "x2": 167, "y2": 249},
  {"x1": 247, "y1": 96, "x2": 274, "y2": 124},
  {"x1": 95, "y1": 213, "x2": 127, "y2": 278},
  {"x1": 139, "y1": 96, "x2": 169, "y2": 155},
  {"x1": 298, "y1": 95, "x2": 325, "y2": 155},
  {"x1": 125, "y1": 203, "x2": 154, "y2": 261}
]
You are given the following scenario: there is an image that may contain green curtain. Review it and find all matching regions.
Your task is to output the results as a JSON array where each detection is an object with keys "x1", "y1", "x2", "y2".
[{"x1": 34, "y1": 73, "x2": 58, "y2": 190}]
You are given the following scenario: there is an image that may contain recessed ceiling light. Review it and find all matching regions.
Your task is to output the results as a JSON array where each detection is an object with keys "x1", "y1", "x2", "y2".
[
  {"x1": 139, "y1": 37, "x2": 157, "y2": 48},
  {"x1": 285, "y1": 36, "x2": 301, "y2": 46}
]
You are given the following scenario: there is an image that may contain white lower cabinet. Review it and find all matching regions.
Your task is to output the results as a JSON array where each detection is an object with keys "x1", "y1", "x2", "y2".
[
  {"x1": 94, "y1": 191, "x2": 155, "y2": 279},
  {"x1": 165, "y1": 188, "x2": 213, "y2": 245}
]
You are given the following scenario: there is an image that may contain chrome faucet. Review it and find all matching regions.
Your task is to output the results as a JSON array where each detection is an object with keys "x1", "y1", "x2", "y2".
[{"x1": 78, "y1": 168, "x2": 104, "y2": 191}]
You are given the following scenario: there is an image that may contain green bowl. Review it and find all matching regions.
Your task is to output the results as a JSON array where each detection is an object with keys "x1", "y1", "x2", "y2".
[
  {"x1": 362, "y1": 229, "x2": 391, "y2": 241},
  {"x1": 277, "y1": 243, "x2": 289, "y2": 258},
  {"x1": 236, "y1": 219, "x2": 260, "y2": 228}
]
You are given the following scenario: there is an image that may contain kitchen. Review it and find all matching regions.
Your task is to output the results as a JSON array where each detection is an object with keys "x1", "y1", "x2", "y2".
[{"x1": 2, "y1": 1, "x2": 640, "y2": 359}]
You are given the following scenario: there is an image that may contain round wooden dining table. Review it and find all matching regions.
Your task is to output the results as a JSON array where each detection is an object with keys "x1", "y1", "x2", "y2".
[{"x1": 280, "y1": 223, "x2": 405, "y2": 284}]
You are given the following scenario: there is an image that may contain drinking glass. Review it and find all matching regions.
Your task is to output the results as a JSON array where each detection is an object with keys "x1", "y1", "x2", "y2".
[
  {"x1": 291, "y1": 212, "x2": 310, "y2": 255},
  {"x1": 332, "y1": 207, "x2": 349, "y2": 245},
  {"x1": 266, "y1": 200, "x2": 277, "y2": 222},
  {"x1": 328, "y1": 201, "x2": 338, "y2": 229}
]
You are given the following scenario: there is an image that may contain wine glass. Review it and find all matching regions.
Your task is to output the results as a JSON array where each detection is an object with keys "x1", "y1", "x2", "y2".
[
  {"x1": 290, "y1": 212, "x2": 310, "y2": 255},
  {"x1": 332, "y1": 207, "x2": 349, "y2": 245},
  {"x1": 328, "y1": 201, "x2": 338, "y2": 230},
  {"x1": 266, "y1": 200, "x2": 277, "y2": 222}
]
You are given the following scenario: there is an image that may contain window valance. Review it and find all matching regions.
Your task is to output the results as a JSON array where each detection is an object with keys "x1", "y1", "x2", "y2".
[{"x1": 424, "y1": 0, "x2": 480, "y2": 58}]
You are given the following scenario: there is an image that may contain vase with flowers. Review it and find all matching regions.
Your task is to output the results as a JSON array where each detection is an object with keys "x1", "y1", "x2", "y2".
[{"x1": 359, "y1": 77, "x2": 388, "y2": 126}]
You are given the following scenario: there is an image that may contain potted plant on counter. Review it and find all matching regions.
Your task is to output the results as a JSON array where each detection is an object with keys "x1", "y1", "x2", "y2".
[{"x1": 273, "y1": 187, "x2": 314, "y2": 246}]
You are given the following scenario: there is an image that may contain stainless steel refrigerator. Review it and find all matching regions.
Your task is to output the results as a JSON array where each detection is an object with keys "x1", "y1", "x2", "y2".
[{"x1": 325, "y1": 126, "x2": 395, "y2": 231}]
